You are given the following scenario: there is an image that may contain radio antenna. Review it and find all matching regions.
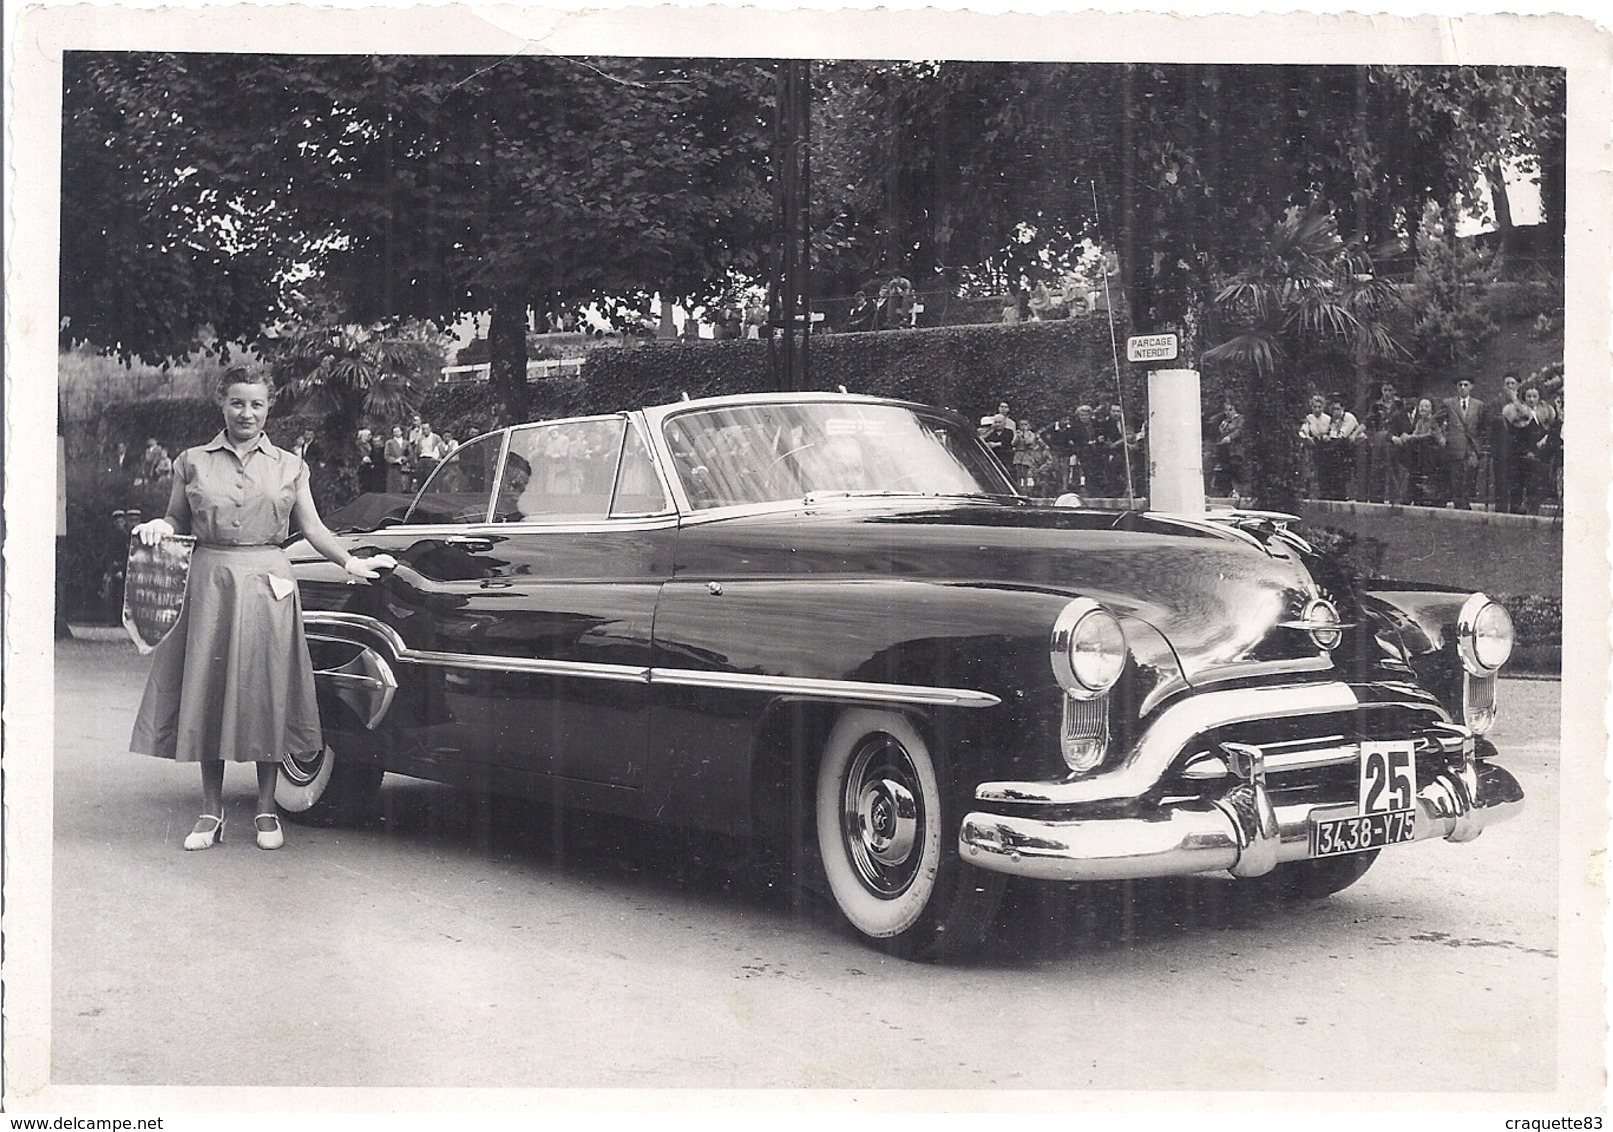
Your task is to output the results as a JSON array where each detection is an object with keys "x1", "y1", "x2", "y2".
[{"x1": 1090, "y1": 178, "x2": 1136, "y2": 504}]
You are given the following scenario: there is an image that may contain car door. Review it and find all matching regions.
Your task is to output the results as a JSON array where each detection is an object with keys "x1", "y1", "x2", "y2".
[{"x1": 378, "y1": 415, "x2": 674, "y2": 789}]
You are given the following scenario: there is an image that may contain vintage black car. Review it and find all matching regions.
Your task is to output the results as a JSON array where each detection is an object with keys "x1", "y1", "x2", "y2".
[{"x1": 282, "y1": 392, "x2": 1523, "y2": 957}]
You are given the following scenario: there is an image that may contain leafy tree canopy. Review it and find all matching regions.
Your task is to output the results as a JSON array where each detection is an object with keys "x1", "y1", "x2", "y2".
[
  {"x1": 808, "y1": 62, "x2": 1561, "y2": 338},
  {"x1": 63, "y1": 55, "x2": 1562, "y2": 422},
  {"x1": 61, "y1": 52, "x2": 775, "y2": 411}
]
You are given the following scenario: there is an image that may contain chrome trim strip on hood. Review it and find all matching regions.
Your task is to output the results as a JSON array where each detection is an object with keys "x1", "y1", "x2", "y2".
[
  {"x1": 974, "y1": 680, "x2": 1442, "y2": 806},
  {"x1": 303, "y1": 612, "x2": 999, "y2": 709}
]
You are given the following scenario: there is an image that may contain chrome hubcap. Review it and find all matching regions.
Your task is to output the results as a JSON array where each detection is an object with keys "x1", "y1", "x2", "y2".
[{"x1": 841, "y1": 735, "x2": 925, "y2": 897}]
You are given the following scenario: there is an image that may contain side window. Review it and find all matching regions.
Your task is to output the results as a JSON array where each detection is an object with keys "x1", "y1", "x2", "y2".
[
  {"x1": 496, "y1": 418, "x2": 627, "y2": 523},
  {"x1": 609, "y1": 423, "x2": 669, "y2": 516},
  {"x1": 404, "y1": 432, "x2": 501, "y2": 524}
]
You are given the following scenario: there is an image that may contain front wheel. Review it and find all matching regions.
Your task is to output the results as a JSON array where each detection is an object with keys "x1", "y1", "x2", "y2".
[
  {"x1": 276, "y1": 737, "x2": 383, "y2": 826},
  {"x1": 814, "y1": 708, "x2": 1004, "y2": 959},
  {"x1": 1254, "y1": 849, "x2": 1381, "y2": 902}
]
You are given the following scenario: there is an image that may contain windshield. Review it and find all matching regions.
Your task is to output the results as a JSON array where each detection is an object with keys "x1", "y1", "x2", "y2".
[{"x1": 663, "y1": 402, "x2": 1016, "y2": 510}]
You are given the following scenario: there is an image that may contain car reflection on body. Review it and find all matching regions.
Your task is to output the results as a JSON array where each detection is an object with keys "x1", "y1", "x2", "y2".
[{"x1": 283, "y1": 392, "x2": 1523, "y2": 958}]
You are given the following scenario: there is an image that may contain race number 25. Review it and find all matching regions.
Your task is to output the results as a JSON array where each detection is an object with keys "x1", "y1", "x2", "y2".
[{"x1": 1361, "y1": 746, "x2": 1414, "y2": 814}]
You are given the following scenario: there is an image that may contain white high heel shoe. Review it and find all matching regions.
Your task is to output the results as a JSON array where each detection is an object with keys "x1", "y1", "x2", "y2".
[
  {"x1": 184, "y1": 813, "x2": 225, "y2": 851},
  {"x1": 255, "y1": 812, "x2": 284, "y2": 851}
]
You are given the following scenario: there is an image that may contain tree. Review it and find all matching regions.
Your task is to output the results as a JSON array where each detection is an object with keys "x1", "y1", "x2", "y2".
[
  {"x1": 1380, "y1": 66, "x2": 1568, "y2": 260},
  {"x1": 63, "y1": 55, "x2": 1563, "y2": 418},
  {"x1": 1402, "y1": 201, "x2": 1498, "y2": 370},
  {"x1": 1202, "y1": 204, "x2": 1404, "y2": 511},
  {"x1": 260, "y1": 296, "x2": 445, "y2": 507},
  {"x1": 305, "y1": 56, "x2": 774, "y2": 416},
  {"x1": 59, "y1": 53, "x2": 311, "y2": 362},
  {"x1": 807, "y1": 62, "x2": 1559, "y2": 342},
  {"x1": 60, "y1": 53, "x2": 775, "y2": 418}
]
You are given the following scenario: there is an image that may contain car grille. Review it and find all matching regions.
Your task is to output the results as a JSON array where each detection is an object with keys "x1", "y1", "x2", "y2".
[{"x1": 1166, "y1": 703, "x2": 1449, "y2": 801}]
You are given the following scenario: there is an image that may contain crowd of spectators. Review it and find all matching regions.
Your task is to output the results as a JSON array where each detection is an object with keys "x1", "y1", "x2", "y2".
[
  {"x1": 133, "y1": 436, "x2": 173, "y2": 486},
  {"x1": 828, "y1": 254, "x2": 1121, "y2": 335},
  {"x1": 999, "y1": 266, "x2": 1115, "y2": 325},
  {"x1": 1273, "y1": 372, "x2": 1563, "y2": 513},
  {"x1": 977, "y1": 399, "x2": 1143, "y2": 499},
  {"x1": 96, "y1": 436, "x2": 175, "y2": 494},
  {"x1": 355, "y1": 414, "x2": 459, "y2": 495}
]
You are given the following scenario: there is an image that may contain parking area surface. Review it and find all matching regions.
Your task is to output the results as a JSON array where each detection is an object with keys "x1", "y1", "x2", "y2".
[{"x1": 39, "y1": 636, "x2": 1588, "y2": 1104}]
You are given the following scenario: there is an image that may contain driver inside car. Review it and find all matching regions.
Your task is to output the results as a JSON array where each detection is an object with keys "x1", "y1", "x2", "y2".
[{"x1": 493, "y1": 452, "x2": 533, "y2": 521}]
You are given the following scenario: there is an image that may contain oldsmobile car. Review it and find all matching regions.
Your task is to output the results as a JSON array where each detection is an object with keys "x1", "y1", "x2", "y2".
[{"x1": 282, "y1": 391, "x2": 1523, "y2": 957}]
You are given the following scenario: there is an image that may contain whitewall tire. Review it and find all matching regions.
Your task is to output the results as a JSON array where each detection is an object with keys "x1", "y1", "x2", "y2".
[{"x1": 816, "y1": 707, "x2": 997, "y2": 952}]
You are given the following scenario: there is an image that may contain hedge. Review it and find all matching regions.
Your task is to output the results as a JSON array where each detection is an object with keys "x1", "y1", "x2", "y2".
[
  {"x1": 419, "y1": 317, "x2": 1143, "y2": 444},
  {"x1": 95, "y1": 398, "x2": 223, "y2": 461},
  {"x1": 573, "y1": 315, "x2": 1140, "y2": 428},
  {"x1": 1498, "y1": 593, "x2": 1561, "y2": 647}
]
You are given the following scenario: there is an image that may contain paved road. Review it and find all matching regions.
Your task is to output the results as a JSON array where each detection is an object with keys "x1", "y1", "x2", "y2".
[{"x1": 47, "y1": 635, "x2": 1571, "y2": 1097}]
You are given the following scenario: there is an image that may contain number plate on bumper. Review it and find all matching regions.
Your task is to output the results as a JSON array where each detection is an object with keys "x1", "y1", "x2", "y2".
[
  {"x1": 1310, "y1": 741, "x2": 1418, "y2": 858},
  {"x1": 1312, "y1": 809, "x2": 1416, "y2": 856}
]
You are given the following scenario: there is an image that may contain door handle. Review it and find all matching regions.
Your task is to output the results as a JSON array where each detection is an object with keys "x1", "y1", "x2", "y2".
[{"x1": 443, "y1": 534, "x2": 495, "y2": 552}]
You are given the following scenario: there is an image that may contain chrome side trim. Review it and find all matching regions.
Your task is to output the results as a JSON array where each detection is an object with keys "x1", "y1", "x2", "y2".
[
  {"x1": 415, "y1": 650, "x2": 652, "y2": 684},
  {"x1": 975, "y1": 681, "x2": 1376, "y2": 806},
  {"x1": 306, "y1": 612, "x2": 411, "y2": 656},
  {"x1": 652, "y1": 667, "x2": 1001, "y2": 709},
  {"x1": 302, "y1": 612, "x2": 999, "y2": 709},
  {"x1": 306, "y1": 612, "x2": 651, "y2": 683}
]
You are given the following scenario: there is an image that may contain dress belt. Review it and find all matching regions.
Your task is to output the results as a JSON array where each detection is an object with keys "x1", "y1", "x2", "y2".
[{"x1": 195, "y1": 541, "x2": 279, "y2": 550}]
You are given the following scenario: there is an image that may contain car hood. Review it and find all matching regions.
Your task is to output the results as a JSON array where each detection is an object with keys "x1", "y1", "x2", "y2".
[{"x1": 677, "y1": 501, "x2": 1331, "y2": 683}]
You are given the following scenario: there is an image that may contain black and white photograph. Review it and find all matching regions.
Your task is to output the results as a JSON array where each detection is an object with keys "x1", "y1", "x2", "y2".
[{"x1": 4, "y1": 0, "x2": 1608, "y2": 1119}]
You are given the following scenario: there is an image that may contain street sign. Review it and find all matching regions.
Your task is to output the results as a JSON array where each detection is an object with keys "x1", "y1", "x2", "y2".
[{"x1": 1126, "y1": 333, "x2": 1180, "y2": 363}]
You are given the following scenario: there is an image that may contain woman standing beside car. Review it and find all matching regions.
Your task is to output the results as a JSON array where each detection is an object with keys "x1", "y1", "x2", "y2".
[{"x1": 128, "y1": 367, "x2": 393, "y2": 852}]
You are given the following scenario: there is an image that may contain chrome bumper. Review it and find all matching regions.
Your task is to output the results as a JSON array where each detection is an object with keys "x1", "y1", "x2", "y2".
[{"x1": 958, "y1": 725, "x2": 1524, "y2": 882}]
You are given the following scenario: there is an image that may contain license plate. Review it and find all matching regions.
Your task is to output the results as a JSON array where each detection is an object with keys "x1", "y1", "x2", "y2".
[
  {"x1": 1310, "y1": 741, "x2": 1418, "y2": 857},
  {"x1": 1312, "y1": 809, "x2": 1416, "y2": 856}
]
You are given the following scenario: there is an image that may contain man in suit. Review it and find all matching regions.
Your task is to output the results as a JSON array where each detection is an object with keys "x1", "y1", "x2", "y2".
[
  {"x1": 1437, "y1": 377, "x2": 1487, "y2": 509},
  {"x1": 977, "y1": 403, "x2": 1017, "y2": 472},
  {"x1": 1087, "y1": 402, "x2": 1124, "y2": 497}
]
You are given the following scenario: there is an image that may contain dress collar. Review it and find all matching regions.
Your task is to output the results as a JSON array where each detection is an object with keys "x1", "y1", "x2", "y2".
[{"x1": 204, "y1": 431, "x2": 279, "y2": 457}]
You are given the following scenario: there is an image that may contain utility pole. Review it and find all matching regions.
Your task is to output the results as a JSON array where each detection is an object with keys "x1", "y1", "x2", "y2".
[{"x1": 767, "y1": 59, "x2": 813, "y2": 392}]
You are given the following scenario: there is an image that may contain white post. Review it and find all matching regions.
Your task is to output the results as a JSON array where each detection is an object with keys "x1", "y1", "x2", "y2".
[{"x1": 1147, "y1": 368, "x2": 1205, "y2": 513}]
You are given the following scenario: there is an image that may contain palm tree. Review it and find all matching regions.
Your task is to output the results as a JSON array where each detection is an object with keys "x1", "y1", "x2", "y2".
[
  {"x1": 264, "y1": 308, "x2": 446, "y2": 508},
  {"x1": 1203, "y1": 203, "x2": 1404, "y2": 511}
]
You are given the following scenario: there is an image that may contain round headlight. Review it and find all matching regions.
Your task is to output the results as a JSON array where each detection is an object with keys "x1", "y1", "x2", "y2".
[
  {"x1": 1458, "y1": 593, "x2": 1514, "y2": 674},
  {"x1": 1051, "y1": 599, "x2": 1128, "y2": 698}
]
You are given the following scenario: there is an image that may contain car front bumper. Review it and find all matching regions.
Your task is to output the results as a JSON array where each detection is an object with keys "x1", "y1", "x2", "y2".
[{"x1": 958, "y1": 721, "x2": 1524, "y2": 882}]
